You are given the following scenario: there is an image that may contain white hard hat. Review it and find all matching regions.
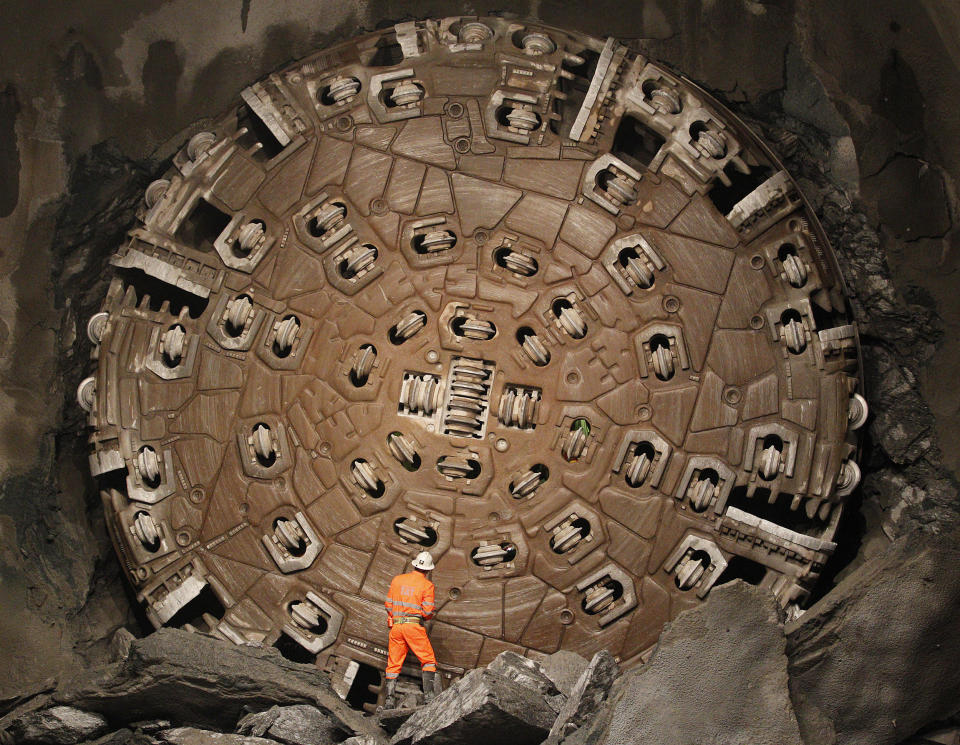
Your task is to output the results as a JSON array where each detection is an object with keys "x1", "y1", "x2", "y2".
[{"x1": 412, "y1": 551, "x2": 435, "y2": 570}]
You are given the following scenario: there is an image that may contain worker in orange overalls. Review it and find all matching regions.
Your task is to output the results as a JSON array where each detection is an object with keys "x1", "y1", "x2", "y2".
[{"x1": 382, "y1": 551, "x2": 438, "y2": 708}]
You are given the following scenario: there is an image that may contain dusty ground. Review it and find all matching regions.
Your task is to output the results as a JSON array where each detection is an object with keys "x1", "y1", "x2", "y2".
[{"x1": 0, "y1": 0, "x2": 958, "y2": 700}]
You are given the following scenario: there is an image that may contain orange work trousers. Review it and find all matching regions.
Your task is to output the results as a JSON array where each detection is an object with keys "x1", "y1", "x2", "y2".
[{"x1": 385, "y1": 622, "x2": 436, "y2": 679}]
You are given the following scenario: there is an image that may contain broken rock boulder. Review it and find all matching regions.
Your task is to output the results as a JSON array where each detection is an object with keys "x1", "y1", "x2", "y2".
[
  {"x1": 576, "y1": 581, "x2": 803, "y2": 745},
  {"x1": 485, "y1": 651, "x2": 563, "y2": 707},
  {"x1": 237, "y1": 704, "x2": 343, "y2": 745},
  {"x1": 545, "y1": 650, "x2": 619, "y2": 745},
  {"x1": 4, "y1": 705, "x2": 109, "y2": 744},
  {"x1": 787, "y1": 529, "x2": 960, "y2": 745},
  {"x1": 391, "y1": 668, "x2": 556, "y2": 745}
]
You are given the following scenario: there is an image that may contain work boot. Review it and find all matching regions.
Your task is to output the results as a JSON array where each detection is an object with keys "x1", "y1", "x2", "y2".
[
  {"x1": 382, "y1": 678, "x2": 397, "y2": 710},
  {"x1": 421, "y1": 670, "x2": 436, "y2": 703}
]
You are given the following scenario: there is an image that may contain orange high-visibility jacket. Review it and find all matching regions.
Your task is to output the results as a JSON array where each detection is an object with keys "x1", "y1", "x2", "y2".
[{"x1": 385, "y1": 570, "x2": 435, "y2": 626}]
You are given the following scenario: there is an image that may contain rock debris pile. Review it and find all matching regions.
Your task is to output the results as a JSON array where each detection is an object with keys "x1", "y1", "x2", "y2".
[{"x1": 3, "y1": 530, "x2": 958, "y2": 745}]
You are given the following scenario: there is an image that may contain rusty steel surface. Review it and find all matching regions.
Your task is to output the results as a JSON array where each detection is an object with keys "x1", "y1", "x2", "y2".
[{"x1": 81, "y1": 17, "x2": 865, "y2": 705}]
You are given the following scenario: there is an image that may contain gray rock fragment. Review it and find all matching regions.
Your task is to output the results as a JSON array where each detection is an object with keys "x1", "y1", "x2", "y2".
[
  {"x1": 545, "y1": 650, "x2": 619, "y2": 744},
  {"x1": 537, "y1": 651, "x2": 589, "y2": 698},
  {"x1": 128, "y1": 719, "x2": 171, "y2": 734},
  {"x1": 6, "y1": 705, "x2": 109, "y2": 744},
  {"x1": 237, "y1": 704, "x2": 343, "y2": 745},
  {"x1": 237, "y1": 707, "x2": 280, "y2": 738},
  {"x1": 109, "y1": 629, "x2": 136, "y2": 663},
  {"x1": 81, "y1": 730, "x2": 157, "y2": 745},
  {"x1": 594, "y1": 581, "x2": 802, "y2": 745},
  {"x1": 51, "y1": 629, "x2": 381, "y2": 742},
  {"x1": 485, "y1": 651, "x2": 562, "y2": 701},
  {"x1": 375, "y1": 707, "x2": 416, "y2": 736},
  {"x1": 391, "y1": 669, "x2": 556, "y2": 745},
  {"x1": 158, "y1": 727, "x2": 276, "y2": 744},
  {"x1": 787, "y1": 530, "x2": 960, "y2": 745},
  {"x1": 782, "y1": 45, "x2": 850, "y2": 138}
]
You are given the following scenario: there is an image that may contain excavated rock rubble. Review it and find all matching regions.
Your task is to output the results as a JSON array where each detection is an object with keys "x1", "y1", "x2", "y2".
[{"x1": 3, "y1": 544, "x2": 959, "y2": 745}]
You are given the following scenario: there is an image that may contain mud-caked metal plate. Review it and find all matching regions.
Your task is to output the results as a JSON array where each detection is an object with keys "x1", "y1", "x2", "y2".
[{"x1": 83, "y1": 17, "x2": 865, "y2": 698}]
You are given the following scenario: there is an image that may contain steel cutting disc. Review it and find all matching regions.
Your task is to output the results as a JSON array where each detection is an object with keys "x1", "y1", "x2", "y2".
[{"x1": 81, "y1": 16, "x2": 865, "y2": 703}]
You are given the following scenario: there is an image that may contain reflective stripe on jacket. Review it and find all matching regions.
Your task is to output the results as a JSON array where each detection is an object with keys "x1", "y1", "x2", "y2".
[{"x1": 385, "y1": 570, "x2": 436, "y2": 626}]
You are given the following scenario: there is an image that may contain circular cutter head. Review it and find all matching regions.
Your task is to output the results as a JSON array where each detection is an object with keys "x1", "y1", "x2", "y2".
[{"x1": 83, "y1": 17, "x2": 865, "y2": 699}]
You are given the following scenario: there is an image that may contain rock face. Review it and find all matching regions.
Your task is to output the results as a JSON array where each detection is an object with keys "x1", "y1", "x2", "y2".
[
  {"x1": 545, "y1": 651, "x2": 619, "y2": 745},
  {"x1": 4, "y1": 705, "x2": 108, "y2": 744},
  {"x1": 50, "y1": 628, "x2": 378, "y2": 740},
  {"x1": 0, "y1": 139, "x2": 153, "y2": 699},
  {"x1": 788, "y1": 530, "x2": 960, "y2": 745},
  {"x1": 391, "y1": 668, "x2": 557, "y2": 745},
  {"x1": 237, "y1": 705, "x2": 343, "y2": 745},
  {"x1": 587, "y1": 582, "x2": 803, "y2": 745}
]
